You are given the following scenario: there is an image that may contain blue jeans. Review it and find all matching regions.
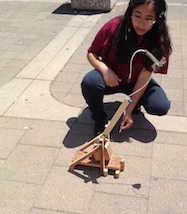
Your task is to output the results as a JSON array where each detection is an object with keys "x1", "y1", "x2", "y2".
[{"x1": 81, "y1": 69, "x2": 170, "y2": 122}]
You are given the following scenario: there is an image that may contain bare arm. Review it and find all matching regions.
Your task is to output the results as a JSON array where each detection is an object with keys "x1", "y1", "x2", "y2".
[
  {"x1": 87, "y1": 52, "x2": 121, "y2": 87},
  {"x1": 120, "y1": 68, "x2": 152, "y2": 130}
]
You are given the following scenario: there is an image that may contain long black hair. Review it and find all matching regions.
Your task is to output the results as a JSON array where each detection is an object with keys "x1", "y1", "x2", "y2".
[{"x1": 113, "y1": 0, "x2": 172, "y2": 65}]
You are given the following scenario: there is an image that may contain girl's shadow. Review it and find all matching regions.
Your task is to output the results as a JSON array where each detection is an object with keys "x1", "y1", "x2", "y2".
[{"x1": 63, "y1": 101, "x2": 157, "y2": 148}]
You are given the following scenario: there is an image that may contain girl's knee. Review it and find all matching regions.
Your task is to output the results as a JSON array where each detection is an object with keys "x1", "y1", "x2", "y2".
[
  {"x1": 81, "y1": 70, "x2": 105, "y2": 91},
  {"x1": 145, "y1": 100, "x2": 171, "y2": 116}
]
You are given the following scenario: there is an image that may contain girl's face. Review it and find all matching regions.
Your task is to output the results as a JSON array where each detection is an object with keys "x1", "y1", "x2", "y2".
[{"x1": 131, "y1": 3, "x2": 156, "y2": 36}]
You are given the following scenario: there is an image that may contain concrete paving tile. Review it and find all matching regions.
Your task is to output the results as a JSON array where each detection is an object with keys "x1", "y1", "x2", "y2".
[
  {"x1": 156, "y1": 131, "x2": 187, "y2": 146},
  {"x1": 170, "y1": 51, "x2": 182, "y2": 61},
  {"x1": 0, "y1": 67, "x2": 23, "y2": 86},
  {"x1": 53, "y1": 28, "x2": 93, "y2": 63},
  {"x1": 0, "y1": 74, "x2": 16, "y2": 87},
  {"x1": 82, "y1": 15, "x2": 104, "y2": 28},
  {"x1": 1, "y1": 37, "x2": 20, "y2": 47},
  {"x1": 166, "y1": 89, "x2": 184, "y2": 103},
  {"x1": 0, "y1": 180, "x2": 41, "y2": 214},
  {"x1": 0, "y1": 159, "x2": 5, "y2": 169},
  {"x1": 97, "y1": 155, "x2": 152, "y2": 185},
  {"x1": 0, "y1": 117, "x2": 33, "y2": 129},
  {"x1": 26, "y1": 44, "x2": 44, "y2": 54},
  {"x1": 0, "y1": 58, "x2": 11, "y2": 69},
  {"x1": 0, "y1": 50, "x2": 19, "y2": 59},
  {"x1": 145, "y1": 114, "x2": 187, "y2": 133},
  {"x1": 55, "y1": 145, "x2": 77, "y2": 167},
  {"x1": 22, "y1": 33, "x2": 40, "y2": 40},
  {"x1": 61, "y1": 63, "x2": 91, "y2": 74},
  {"x1": 161, "y1": 77, "x2": 183, "y2": 89},
  {"x1": 182, "y1": 46, "x2": 187, "y2": 54},
  {"x1": 169, "y1": 101, "x2": 185, "y2": 116},
  {"x1": 184, "y1": 78, "x2": 187, "y2": 89},
  {"x1": 94, "y1": 182, "x2": 149, "y2": 199},
  {"x1": 170, "y1": 38, "x2": 181, "y2": 48},
  {"x1": 36, "y1": 59, "x2": 65, "y2": 81},
  {"x1": 50, "y1": 81, "x2": 73, "y2": 93},
  {"x1": 50, "y1": 92, "x2": 67, "y2": 104},
  {"x1": 64, "y1": 94, "x2": 85, "y2": 108},
  {"x1": 19, "y1": 120, "x2": 68, "y2": 147},
  {"x1": 4, "y1": 80, "x2": 81, "y2": 121},
  {"x1": 0, "y1": 31, "x2": 12, "y2": 38},
  {"x1": 69, "y1": 82, "x2": 82, "y2": 93},
  {"x1": 0, "y1": 78, "x2": 32, "y2": 115},
  {"x1": 172, "y1": 37, "x2": 182, "y2": 47},
  {"x1": 17, "y1": 54, "x2": 52, "y2": 78},
  {"x1": 0, "y1": 128, "x2": 25, "y2": 159},
  {"x1": 70, "y1": 51, "x2": 88, "y2": 64},
  {"x1": 39, "y1": 20, "x2": 66, "y2": 30},
  {"x1": 11, "y1": 21, "x2": 36, "y2": 28},
  {"x1": 7, "y1": 44, "x2": 27, "y2": 52},
  {"x1": 31, "y1": 35, "x2": 54, "y2": 47},
  {"x1": 0, "y1": 144, "x2": 59, "y2": 184},
  {"x1": 151, "y1": 143, "x2": 187, "y2": 180},
  {"x1": 183, "y1": 59, "x2": 187, "y2": 68},
  {"x1": 148, "y1": 178, "x2": 187, "y2": 214},
  {"x1": 15, "y1": 48, "x2": 42, "y2": 60},
  {"x1": 167, "y1": 68, "x2": 183, "y2": 78},
  {"x1": 184, "y1": 70, "x2": 187, "y2": 78},
  {"x1": 168, "y1": 59, "x2": 183, "y2": 69},
  {"x1": 30, "y1": 27, "x2": 56, "y2": 36},
  {"x1": 150, "y1": 74, "x2": 162, "y2": 84},
  {"x1": 5, "y1": 58, "x2": 30, "y2": 70},
  {"x1": 88, "y1": 192, "x2": 148, "y2": 214},
  {"x1": 17, "y1": 38, "x2": 38, "y2": 46},
  {"x1": 34, "y1": 166, "x2": 95, "y2": 213},
  {"x1": 30, "y1": 208, "x2": 68, "y2": 214},
  {"x1": 76, "y1": 71, "x2": 91, "y2": 83},
  {"x1": 55, "y1": 72, "x2": 80, "y2": 83}
]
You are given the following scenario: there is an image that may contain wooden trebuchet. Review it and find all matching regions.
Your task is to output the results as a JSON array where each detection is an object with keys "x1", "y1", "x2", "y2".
[{"x1": 69, "y1": 98, "x2": 130, "y2": 178}]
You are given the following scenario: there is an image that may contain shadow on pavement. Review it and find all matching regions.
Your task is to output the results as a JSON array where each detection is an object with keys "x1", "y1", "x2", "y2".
[
  {"x1": 68, "y1": 166, "x2": 101, "y2": 183},
  {"x1": 63, "y1": 102, "x2": 157, "y2": 148},
  {"x1": 52, "y1": 3, "x2": 109, "y2": 15}
]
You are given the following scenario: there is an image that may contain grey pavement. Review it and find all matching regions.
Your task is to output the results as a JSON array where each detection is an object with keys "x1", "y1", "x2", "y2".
[{"x1": 0, "y1": 0, "x2": 187, "y2": 214}]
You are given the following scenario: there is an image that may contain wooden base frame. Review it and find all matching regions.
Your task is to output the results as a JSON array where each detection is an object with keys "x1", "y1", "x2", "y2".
[{"x1": 69, "y1": 98, "x2": 130, "y2": 178}]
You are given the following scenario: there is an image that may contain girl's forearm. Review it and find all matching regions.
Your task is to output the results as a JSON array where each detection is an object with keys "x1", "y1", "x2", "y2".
[
  {"x1": 126, "y1": 69, "x2": 152, "y2": 114},
  {"x1": 87, "y1": 52, "x2": 108, "y2": 75}
]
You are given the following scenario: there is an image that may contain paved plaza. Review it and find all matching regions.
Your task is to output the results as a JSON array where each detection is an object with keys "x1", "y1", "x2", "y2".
[{"x1": 0, "y1": 0, "x2": 187, "y2": 213}]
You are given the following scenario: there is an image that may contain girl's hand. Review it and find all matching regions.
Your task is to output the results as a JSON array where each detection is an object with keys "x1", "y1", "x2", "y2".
[
  {"x1": 87, "y1": 53, "x2": 121, "y2": 87},
  {"x1": 120, "y1": 112, "x2": 133, "y2": 130},
  {"x1": 103, "y1": 68, "x2": 121, "y2": 87}
]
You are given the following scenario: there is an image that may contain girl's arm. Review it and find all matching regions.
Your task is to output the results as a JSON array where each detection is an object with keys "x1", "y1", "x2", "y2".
[
  {"x1": 120, "y1": 68, "x2": 152, "y2": 130},
  {"x1": 87, "y1": 52, "x2": 121, "y2": 87}
]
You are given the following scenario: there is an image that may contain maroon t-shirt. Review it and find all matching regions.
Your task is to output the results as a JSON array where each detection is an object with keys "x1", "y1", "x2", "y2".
[{"x1": 88, "y1": 17, "x2": 169, "y2": 85}]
